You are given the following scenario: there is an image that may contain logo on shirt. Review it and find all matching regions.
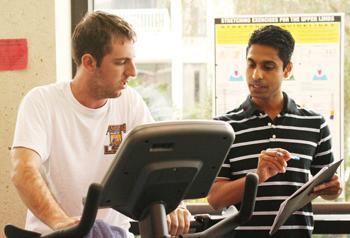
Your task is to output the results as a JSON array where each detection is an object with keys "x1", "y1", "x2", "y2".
[{"x1": 104, "y1": 124, "x2": 126, "y2": 154}]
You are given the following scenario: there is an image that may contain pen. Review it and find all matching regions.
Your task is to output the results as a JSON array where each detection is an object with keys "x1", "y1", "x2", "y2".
[{"x1": 276, "y1": 151, "x2": 300, "y2": 160}]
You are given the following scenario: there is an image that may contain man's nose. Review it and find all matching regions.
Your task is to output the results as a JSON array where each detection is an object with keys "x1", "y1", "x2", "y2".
[
  {"x1": 252, "y1": 67, "x2": 263, "y2": 80},
  {"x1": 126, "y1": 60, "x2": 137, "y2": 77}
]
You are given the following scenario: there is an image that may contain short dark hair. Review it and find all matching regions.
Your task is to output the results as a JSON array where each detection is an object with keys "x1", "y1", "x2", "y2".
[
  {"x1": 246, "y1": 25, "x2": 295, "y2": 69},
  {"x1": 72, "y1": 11, "x2": 136, "y2": 67}
]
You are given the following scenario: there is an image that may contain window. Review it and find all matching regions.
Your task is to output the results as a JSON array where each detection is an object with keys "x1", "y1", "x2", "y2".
[
  {"x1": 182, "y1": 63, "x2": 211, "y2": 119},
  {"x1": 129, "y1": 63, "x2": 174, "y2": 121},
  {"x1": 182, "y1": 0, "x2": 207, "y2": 36}
]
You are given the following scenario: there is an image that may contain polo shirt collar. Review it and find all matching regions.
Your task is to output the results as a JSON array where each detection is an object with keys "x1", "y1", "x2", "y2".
[
  {"x1": 241, "y1": 95, "x2": 261, "y2": 117},
  {"x1": 241, "y1": 92, "x2": 299, "y2": 117},
  {"x1": 280, "y1": 92, "x2": 299, "y2": 115}
]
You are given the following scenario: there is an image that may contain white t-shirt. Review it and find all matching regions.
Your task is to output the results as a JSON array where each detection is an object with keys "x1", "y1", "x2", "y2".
[{"x1": 12, "y1": 81, "x2": 154, "y2": 235}]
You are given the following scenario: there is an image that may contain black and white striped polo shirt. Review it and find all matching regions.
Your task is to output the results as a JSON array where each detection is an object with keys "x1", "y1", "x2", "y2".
[{"x1": 215, "y1": 92, "x2": 334, "y2": 238}]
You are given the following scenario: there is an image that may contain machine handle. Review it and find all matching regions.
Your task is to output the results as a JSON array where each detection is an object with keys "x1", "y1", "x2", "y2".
[
  {"x1": 236, "y1": 172, "x2": 259, "y2": 223},
  {"x1": 181, "y1": 173, "x2": 259, "y2": 238},
  {"x1": 5, "y1": 183, "x2": 102, "y2": 238}
]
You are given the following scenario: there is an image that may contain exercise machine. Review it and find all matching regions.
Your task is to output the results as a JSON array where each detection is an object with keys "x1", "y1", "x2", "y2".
[{"x1": 5, "y1": 120, "x2": 258, "y2": 238}]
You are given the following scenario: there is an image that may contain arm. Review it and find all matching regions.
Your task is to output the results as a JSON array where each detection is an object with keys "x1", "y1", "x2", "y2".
[
  {"x1": 10, "y1": 147, "x2": 79, "y2": 230},
  {"x1": 207, "y1": 177, "x2": 246, "y2": 210},
  {"x1": 208, "y1": 148, "x2": 291, "y2": 210},
  {"x1": 311, "y1": 118, "x2": 342, "y2": 200}
]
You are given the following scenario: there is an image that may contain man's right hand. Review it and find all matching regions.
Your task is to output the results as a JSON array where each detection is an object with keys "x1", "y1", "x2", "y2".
[
  {"x1": 52, "y1": 216, "x2": 80, "y2": 230},
  {"x1": 256, "y1": 148, "x2": 292, "y2": 183}
]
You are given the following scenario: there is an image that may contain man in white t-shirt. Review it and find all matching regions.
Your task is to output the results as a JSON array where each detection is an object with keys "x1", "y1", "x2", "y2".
[{"x1": 10, "y1": 11, "x2": 190, "y2": 237}]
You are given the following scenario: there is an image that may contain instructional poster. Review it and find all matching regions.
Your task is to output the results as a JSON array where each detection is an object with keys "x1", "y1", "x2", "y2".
[{"x1": 215, "y1": 14, "x2": 344, "y2": 162}]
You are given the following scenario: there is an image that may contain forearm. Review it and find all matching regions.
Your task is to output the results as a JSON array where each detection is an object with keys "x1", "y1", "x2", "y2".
[
  {"x1": 11, "y1": 150, "x2": 70, "y2": 229},
  {"x1": 207, "y1": 177, "x2": 246, "y2": 210}
]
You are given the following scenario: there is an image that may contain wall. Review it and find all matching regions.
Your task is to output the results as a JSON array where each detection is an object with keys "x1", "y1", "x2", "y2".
[{"x1": 0, "y1": 0, "x2": 56, "y2": 237}]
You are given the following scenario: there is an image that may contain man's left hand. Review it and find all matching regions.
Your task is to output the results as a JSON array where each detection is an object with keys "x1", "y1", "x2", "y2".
[
  {"x1": 313, "y1": 174, "x2": 342, "y2": 200},
  {"x1": 166, "y1": 204, "x2": 191, "y2": 236}
]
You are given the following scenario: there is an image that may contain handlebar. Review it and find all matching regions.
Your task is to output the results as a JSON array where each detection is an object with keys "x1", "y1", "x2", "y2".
[
  {"x1": 5, "y1": 183, "x2": 102, "y2": 238},
  {"x1": 181, "y1": 173, "x2": 259, "y2": 238},
  {"x1": 5, "y1": 173, "x2": 258, "y2": 238}
]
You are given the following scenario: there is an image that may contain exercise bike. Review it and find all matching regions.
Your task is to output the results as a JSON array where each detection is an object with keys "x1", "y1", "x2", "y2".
[{"x1": 5, "y1": 120, "x2": 258, "y2": 238}]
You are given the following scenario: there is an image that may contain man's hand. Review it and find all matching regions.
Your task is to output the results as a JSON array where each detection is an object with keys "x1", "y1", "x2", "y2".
[
  {"x1": 52, "y1": 216, "x2": 80, "y2": 230},
  {"x1": 256, "y1": 148, "x2": 292, "y2": 183},
  {"x1": 313, "y1": 174, "x2": 342, "y2": 200},
  {"x1": 166, "y1": 204, "x2": 191, "y2": 236}
]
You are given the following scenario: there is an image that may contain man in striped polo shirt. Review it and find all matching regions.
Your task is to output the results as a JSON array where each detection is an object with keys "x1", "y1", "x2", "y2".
[{"x1": 207, "y1": 25, "x2": 342, "y2": 237}]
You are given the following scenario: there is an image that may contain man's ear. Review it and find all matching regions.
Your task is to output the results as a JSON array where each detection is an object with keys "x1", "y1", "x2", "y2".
[
  {"x1": 283, "y1": 62, "x2": 293, "y2": 78},
  {"x1": 81, "y1": 54, "x2": 97, "y2": 72}
]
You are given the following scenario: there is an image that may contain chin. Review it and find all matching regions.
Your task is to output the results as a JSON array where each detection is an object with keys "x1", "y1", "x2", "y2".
[
  {"x1": 115, "y1": 90, "x2": 123, "y2": 98},
  {"x1": 249, "y1": 88, "x2": 268, "y2": 96},
  {"x1": 250, "y1": 92, "x2": 268, "y2": 100},
  {"x1": 249, "y1": 90, "x2": 260, "y2": 97}
]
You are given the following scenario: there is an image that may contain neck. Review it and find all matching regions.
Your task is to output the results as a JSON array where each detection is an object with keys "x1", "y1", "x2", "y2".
[
  {"x1": 71, "y1": 72, "x2": 107, "y2": 109},
  {"x1": 252, "y1": 92, "x2": 284, "y2": 120}
]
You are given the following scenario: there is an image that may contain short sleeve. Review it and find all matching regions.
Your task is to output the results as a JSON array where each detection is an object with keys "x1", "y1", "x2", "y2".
[
  {"x1": 310, "y1": 116, "x2": 334, "y2": 175},
  {"x1": 214, "y1": 118, "x2": 232, "y2": 179},
  {"x1": 12, "y1": 88, "x2": 52, "y2": 161},
  {"x1": 127, "y1": 88, "x2": 154, "y2": 129}
]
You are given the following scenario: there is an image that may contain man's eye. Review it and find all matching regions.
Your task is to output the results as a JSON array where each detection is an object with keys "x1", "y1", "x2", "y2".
[
  {"x1": 263, "y1": 64, "x2": 275, "y2": 70},
  {"x1": 115, "y1": 59, "x2": 127, "y2": 65},
  {"x1": 247, "y1": 63, "x2": 255, "y2": 68}
]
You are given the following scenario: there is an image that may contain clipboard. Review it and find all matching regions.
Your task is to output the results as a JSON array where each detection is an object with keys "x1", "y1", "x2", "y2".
[{"x1": 269, "y1": 159, "x2": 343, "y2": 235}]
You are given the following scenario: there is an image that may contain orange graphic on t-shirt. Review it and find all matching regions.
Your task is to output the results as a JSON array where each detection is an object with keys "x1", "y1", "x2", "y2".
[{"x1": 104, "y1": 124, "x2": 126, "y2": 154}]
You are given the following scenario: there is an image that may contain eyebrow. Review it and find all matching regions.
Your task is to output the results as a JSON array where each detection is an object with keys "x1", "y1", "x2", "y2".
[
  {"x1": 263, "y1": 60, "x2": 277, "y2": 65},
  {"x1": 113, "y1": 57, "x2": 129, "y2": 60},
  {"x1": 247, "y1": 58, "x2": 276, "y2": 65}
]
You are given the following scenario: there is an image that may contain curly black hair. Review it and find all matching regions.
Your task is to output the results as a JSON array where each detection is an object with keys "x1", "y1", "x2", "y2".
[{"x1": 246, "y1": 25, "x2": 295, "y2": 69}]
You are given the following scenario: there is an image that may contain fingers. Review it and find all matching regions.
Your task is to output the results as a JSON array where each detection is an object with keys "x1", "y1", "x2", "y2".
[
  {"x1": 313, "y1": 175, "x2": 341, "y2": 196},
  {"x1": 53, "y1": 216, "x2": 80, "y2": 230},
  {"x1": 257, "y1": 149, "x2": 289, "y2": 183},
  {"x1": 313, "y1": 175, "x2": 340, "y2": 192},
  {"x1": 314, "y1": 187, "x2": 342, "y2": 196},
  {"x1": 178, "y1": 208, "x2": 190, "y2": 234},
  {"x1": 166, "y1": 214, "x2": 171, "y2": 232},
  {"x1": 167, "y1": 206, "x2": 191, "y2": 236},
  {"x1": 167, "y1": 212, "x2": 177, "y2": 235},
  {"x1": 262, "y1": 157, "x2": 286, "y2": 173},
  {"x1": 260, "y1": 150, "x2": 287, "y2": 171},
  {"x1": 266, "y1": 148, "x2": 292, "y2": 162}
]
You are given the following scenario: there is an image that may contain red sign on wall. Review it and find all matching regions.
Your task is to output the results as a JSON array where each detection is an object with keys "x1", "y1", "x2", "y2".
[{"x1": 0, "y1": 39, "x2": 28, "y2": 71}]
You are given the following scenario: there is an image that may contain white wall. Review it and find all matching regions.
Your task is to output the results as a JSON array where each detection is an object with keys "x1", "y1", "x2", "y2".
[{"x1": 0, "y1": 0, "x2": 57, "y2": 237}]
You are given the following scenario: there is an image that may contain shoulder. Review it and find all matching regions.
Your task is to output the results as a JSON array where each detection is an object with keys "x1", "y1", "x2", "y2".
[
  {"x1": 214, "y1": 105, "x2": 246, "y2": 122},
  {"x1": 24, "y1": 82, "x2": 65, "y2": 101},
  {"x1": 283, "y1": 93, "x2": 321, "y2": 118},
  {"x1": 19, "y1": 82, "x2": 67, "y2": 113},
  {"x1": 290, "y1": 104, "x2": 323, "y2": 119},
  {"x1": 283, "y1": 98, "x2": 326, "y2": 128}
]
